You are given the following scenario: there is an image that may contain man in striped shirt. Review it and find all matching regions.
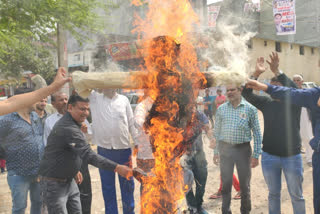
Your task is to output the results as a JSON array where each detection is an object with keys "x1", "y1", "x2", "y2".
[{"x1": 213, "y1": 84, "x2": 262, "y2": 214}]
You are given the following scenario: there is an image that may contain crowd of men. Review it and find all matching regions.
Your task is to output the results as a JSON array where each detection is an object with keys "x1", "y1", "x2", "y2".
[{"x1": 0, "y1": 51, "x2": 320, "y2": 214}]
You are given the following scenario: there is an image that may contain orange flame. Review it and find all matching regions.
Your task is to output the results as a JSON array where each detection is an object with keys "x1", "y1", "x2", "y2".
[{"x1": 131, "y1": 0, "x2": 207, "y2": 213}]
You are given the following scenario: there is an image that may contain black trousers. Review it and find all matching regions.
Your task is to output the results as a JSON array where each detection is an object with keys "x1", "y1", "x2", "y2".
[
  {"x1": 185, "y1": 150, "x2": 208, "y2": 209},
  {"x1": 78, "y1": 161, "x2": 92, "y2": 214},
  {"x1": 219, "y1": 142, "x2": 252, "y2": 214}
]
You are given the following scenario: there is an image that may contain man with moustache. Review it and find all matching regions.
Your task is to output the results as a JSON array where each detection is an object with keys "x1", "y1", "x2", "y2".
[
  {"x1": 0, "y1": 88, "x2": 44, "y2": 214},
  {"x1": 89, "y1": 89, "x2": 139, "y2": 214},
  {"x1": 43, "y1": 92, "x2": 92, "y2": 214},
  {"x1": 214, "y1": 84, "x2": 262, "y2": 214},
  {"x1": 38, "y1": 94, "x2": 132, "y2": 214},
  {"x1": 43, "y1": 92, "x2": 68, "y2": 146},
  {"x1": 35, "y1": 98, "x2": 48, "y2": 126}
]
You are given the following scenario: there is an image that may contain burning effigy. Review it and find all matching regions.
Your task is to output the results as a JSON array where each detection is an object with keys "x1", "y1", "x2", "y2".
[{"x1": 72, "y1": 0, "x2": 250, "y2": 213}]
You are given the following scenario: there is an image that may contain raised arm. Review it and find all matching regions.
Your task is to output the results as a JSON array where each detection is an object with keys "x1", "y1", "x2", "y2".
[
  {"x1": 243, "y1": 57, "x2": 271, "y2": 110},
  {"x1": 0, "y1": 68, "x2": 70, "y2": 116},
  {"x1": 246, "y1": 79, "x2": 320, "y2": 109},
  {"x1": 70, "y1": 131, "x2": 132, "y2": 179}
]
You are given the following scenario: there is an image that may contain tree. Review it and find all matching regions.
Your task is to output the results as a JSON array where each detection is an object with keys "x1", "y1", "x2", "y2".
[
  {"x1": 0, "y1": 0, "x2": 116, "y2": 81},
  {"x1": 0, "y1": 39, "x2": 56, "y2": 84}
]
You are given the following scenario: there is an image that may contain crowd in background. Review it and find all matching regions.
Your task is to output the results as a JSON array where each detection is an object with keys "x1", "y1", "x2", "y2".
[{"x1": 0, "y1": 52, "x2": 319, "y2": 214}]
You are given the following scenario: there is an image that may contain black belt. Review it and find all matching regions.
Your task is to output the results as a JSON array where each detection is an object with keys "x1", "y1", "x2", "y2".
[
  {"x1": 39, "y1": 176, "x2": 70, "y2": 183},
  {"x1": 220, "y1": 141, "x2": 250, "y2": 147}
]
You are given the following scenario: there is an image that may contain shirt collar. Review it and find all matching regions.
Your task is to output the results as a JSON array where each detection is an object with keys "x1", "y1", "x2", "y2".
[
  {"x1": 65, "y1": 112, "x2": 82, "y2": 128},
  {"x1": 227, "y1": 97, "x2": 245, "y2": 108}
]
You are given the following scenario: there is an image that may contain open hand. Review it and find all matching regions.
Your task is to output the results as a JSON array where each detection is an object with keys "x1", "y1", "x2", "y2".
[
  {"x1": 253, "y1": 57, "x2": 266, "y2": 78},
  {"x1": 266, "y1": 52, "x2": 280, "y2": 75}
]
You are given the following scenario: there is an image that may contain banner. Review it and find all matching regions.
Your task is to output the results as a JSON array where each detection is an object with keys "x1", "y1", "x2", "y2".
[
  {"x1": 273, "y1": 0, "x2": 296, "y2": 35},
  {"x1": 244, "y1": 0, "x2": 260, "y2": 13},
  {"x1": 208, "y1": 5, "x2": 221, "y2": 28}
]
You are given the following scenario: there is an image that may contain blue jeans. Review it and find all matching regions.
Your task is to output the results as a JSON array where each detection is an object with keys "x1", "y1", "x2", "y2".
[
  {"x1": 97, "y1": 147, "x2": 134, "y2": 214},
  {"x1": 261, "y1": 152, "x2": 305, "y2": 214},
  {"x1": 7, "y1": 171, "x2": 42, "y2": 214},
  {"x1": 312, "y1": 151, "x2": 320, "y2": 214}
]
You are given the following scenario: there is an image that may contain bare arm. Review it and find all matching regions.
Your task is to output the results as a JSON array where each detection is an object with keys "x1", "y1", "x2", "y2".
[{"x1": 0, "y1": 67, "x2": 70, "y2": 116}]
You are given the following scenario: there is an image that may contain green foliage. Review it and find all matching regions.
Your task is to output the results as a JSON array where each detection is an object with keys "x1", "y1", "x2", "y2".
[
  {"x1": 0, "y1": 0, "x2": 118, "y2": 81},
  {"x1": 0, "y1": 39, "x2": 56, "y2": 84}
]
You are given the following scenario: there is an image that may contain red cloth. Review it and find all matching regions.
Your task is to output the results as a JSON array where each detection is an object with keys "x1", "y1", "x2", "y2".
[
  {"x1": 218, "y1": 174, "x2": 240, "y2": 192},
  {"x1": 0, "y1": 159, "x2": 5, "y2": 168}
]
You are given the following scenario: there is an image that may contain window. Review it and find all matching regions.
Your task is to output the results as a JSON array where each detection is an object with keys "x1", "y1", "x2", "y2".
[
  {"x1": 275, "y1": 42, "x2": 281, "y2": 52},
  {"x1": 264, "y1": 41, "x2": 267, "y2": 46},
  {"x1": 311, "y1": 48, "x2": 314, "y2": 55},
  {"x1": 299, "y1": 46, "x2": 304, "y2": 55},
  {"x1": 73, "y1": 54, "x2": 81, "y2": 62},
  {"x1": 246, "y1": 39, "x2": 252, "y2": 49}
]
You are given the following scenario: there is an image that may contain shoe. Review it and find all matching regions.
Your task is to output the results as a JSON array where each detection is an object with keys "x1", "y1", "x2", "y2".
[
  {"x1": 196, "y1": 206, "x2": 209, "y2": 214},
  {"x1": 233, "y1": 191, "x2": 241, "y2": 200},
  {"x1": 209, "y1": 191, "x2": 222, "y2": 199},
  {"x1": 307, "y1": 162, "x2": 312, "y2": 167}
]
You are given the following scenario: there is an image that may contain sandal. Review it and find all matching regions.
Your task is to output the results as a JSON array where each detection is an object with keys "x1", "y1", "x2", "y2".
[
  {"x1": 233, "y1": 191, "x2": 241, "y2": 200},
  {"x1": 209, "y1": 191, "x2": 222, "y2": 199}
]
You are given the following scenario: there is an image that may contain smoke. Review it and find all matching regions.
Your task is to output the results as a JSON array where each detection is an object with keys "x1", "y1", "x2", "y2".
[{"x1": 199, "y1": 20, "x2": 256, "y2": 87}]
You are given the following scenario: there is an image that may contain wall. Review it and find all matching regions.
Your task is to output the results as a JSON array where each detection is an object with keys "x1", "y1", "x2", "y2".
[{"x1": 248, "y1": 37, "x2": 320, "y2": 83}]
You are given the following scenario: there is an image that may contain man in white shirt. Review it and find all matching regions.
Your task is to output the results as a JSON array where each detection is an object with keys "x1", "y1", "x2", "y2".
[
  {"x1": 43, "y1": 92, "x2": 93, "y2": 214},
  {"x1": 293, "y1": 74, "x2": 314, "y2": 166},
  {"x1": 43, "y1": 92, "x2": 68, "y2": 145},
  {"x1": 89, "y1": 89, "x2": 139, "y2": 214}
]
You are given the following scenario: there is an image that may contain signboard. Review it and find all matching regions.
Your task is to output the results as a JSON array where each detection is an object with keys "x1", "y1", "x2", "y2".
[
  {"x1": 107, "y1": 42, "x2": 141, "y2": 61},
  {"x1": 208, "y1": 5, "x2": 221, "y2": 28},
  {"x1": 273, "y1": 0, "x2": 296, "y2": 35}
]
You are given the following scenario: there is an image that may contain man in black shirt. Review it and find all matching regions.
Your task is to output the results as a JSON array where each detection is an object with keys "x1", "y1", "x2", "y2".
[
  {"x1": 242, "y1": 52, "x2": 305, "y2": 214},
  {"x1": 38, "y1": 94, "x2": 132, "y2": 214}
]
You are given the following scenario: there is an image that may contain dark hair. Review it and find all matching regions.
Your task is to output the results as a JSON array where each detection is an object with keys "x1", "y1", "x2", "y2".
[
  {"x1": 68, "y1": 94, "x2": 89, "y2": 106},
  {"x1": 14, "y1": 88, "x2": 34, "y2": 95},
  {"x1": 51, "y1": 92, "x2": 66, "y2": 102},
  {"x1": 274, "y1": 13, "x2": 282, "y2": 18},
  {"x1": 217, "y1": 89, "x2": 222, "y2": 92},
  {"x1": 270, "y1": 77, "x2": 279, "y2": 82}
]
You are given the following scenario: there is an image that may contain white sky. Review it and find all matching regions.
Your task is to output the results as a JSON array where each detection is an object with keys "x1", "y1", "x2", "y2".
[
  {"x1": 207, "y1": 0, "x2": 260, "y2": 5},
  {"x1": 207, "y1": 0, "x2": 223, "y2": 5}
]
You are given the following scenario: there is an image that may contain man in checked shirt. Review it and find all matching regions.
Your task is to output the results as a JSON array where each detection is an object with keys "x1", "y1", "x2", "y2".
[{"x1": 213, "y1": 84, "x2": 262, "y2": 214}]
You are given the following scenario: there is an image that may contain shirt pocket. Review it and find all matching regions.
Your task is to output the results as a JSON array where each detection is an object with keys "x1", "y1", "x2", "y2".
[{"x1": 237, "y1": 117, "x2": 249, "y2": 130}]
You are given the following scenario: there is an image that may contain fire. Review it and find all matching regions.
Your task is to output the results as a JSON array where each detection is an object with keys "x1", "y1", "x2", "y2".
[{"x1": 131, "y1": 0, "x2": 207, "y2": 213}]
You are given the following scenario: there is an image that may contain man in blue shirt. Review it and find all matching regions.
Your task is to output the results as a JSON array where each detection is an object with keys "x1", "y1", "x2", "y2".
[
  {"x1": 203, "y1": 88, "x2": 216, "y2": 123},
  {"x1": 246, "y1": 79, "x2": 320, "y2": 214},
  {"x1": 0, "y1": 89, "x2": 44, "y2": 214}
]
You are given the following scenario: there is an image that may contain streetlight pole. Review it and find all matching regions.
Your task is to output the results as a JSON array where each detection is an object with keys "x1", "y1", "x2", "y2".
[{"x1": 57, "y1": 23, "x2": 69, "y2": 96}]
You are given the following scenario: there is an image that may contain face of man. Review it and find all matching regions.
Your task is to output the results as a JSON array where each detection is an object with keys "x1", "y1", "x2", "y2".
[
  {"x1": 217, "y1": 90, "x2": 222, "y2": 96},
  {"x1": 274, "y1": 14, "x2": 282, "y2": 25},
  {"x1": 52, "y1": 93, "x2": 68, "y2": 114},
  {"x1": 68, "y1": 102, "x2": 90, "y2": 123},
  {"x1": 226, "y1": 85, "x2": 242, "y2": 103},
  {"x1": 102, "y1": 89, "x2": 117, "y2": 98},
  {"x1": 293, "y1": 77, "x2": 303, "y2": 88},
  {"x1": 35, "y1": 98, "x2": 47, "y2": 111},
  {"x1": 205, "y1": 89, "x2": 210, "y2": 96}
]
